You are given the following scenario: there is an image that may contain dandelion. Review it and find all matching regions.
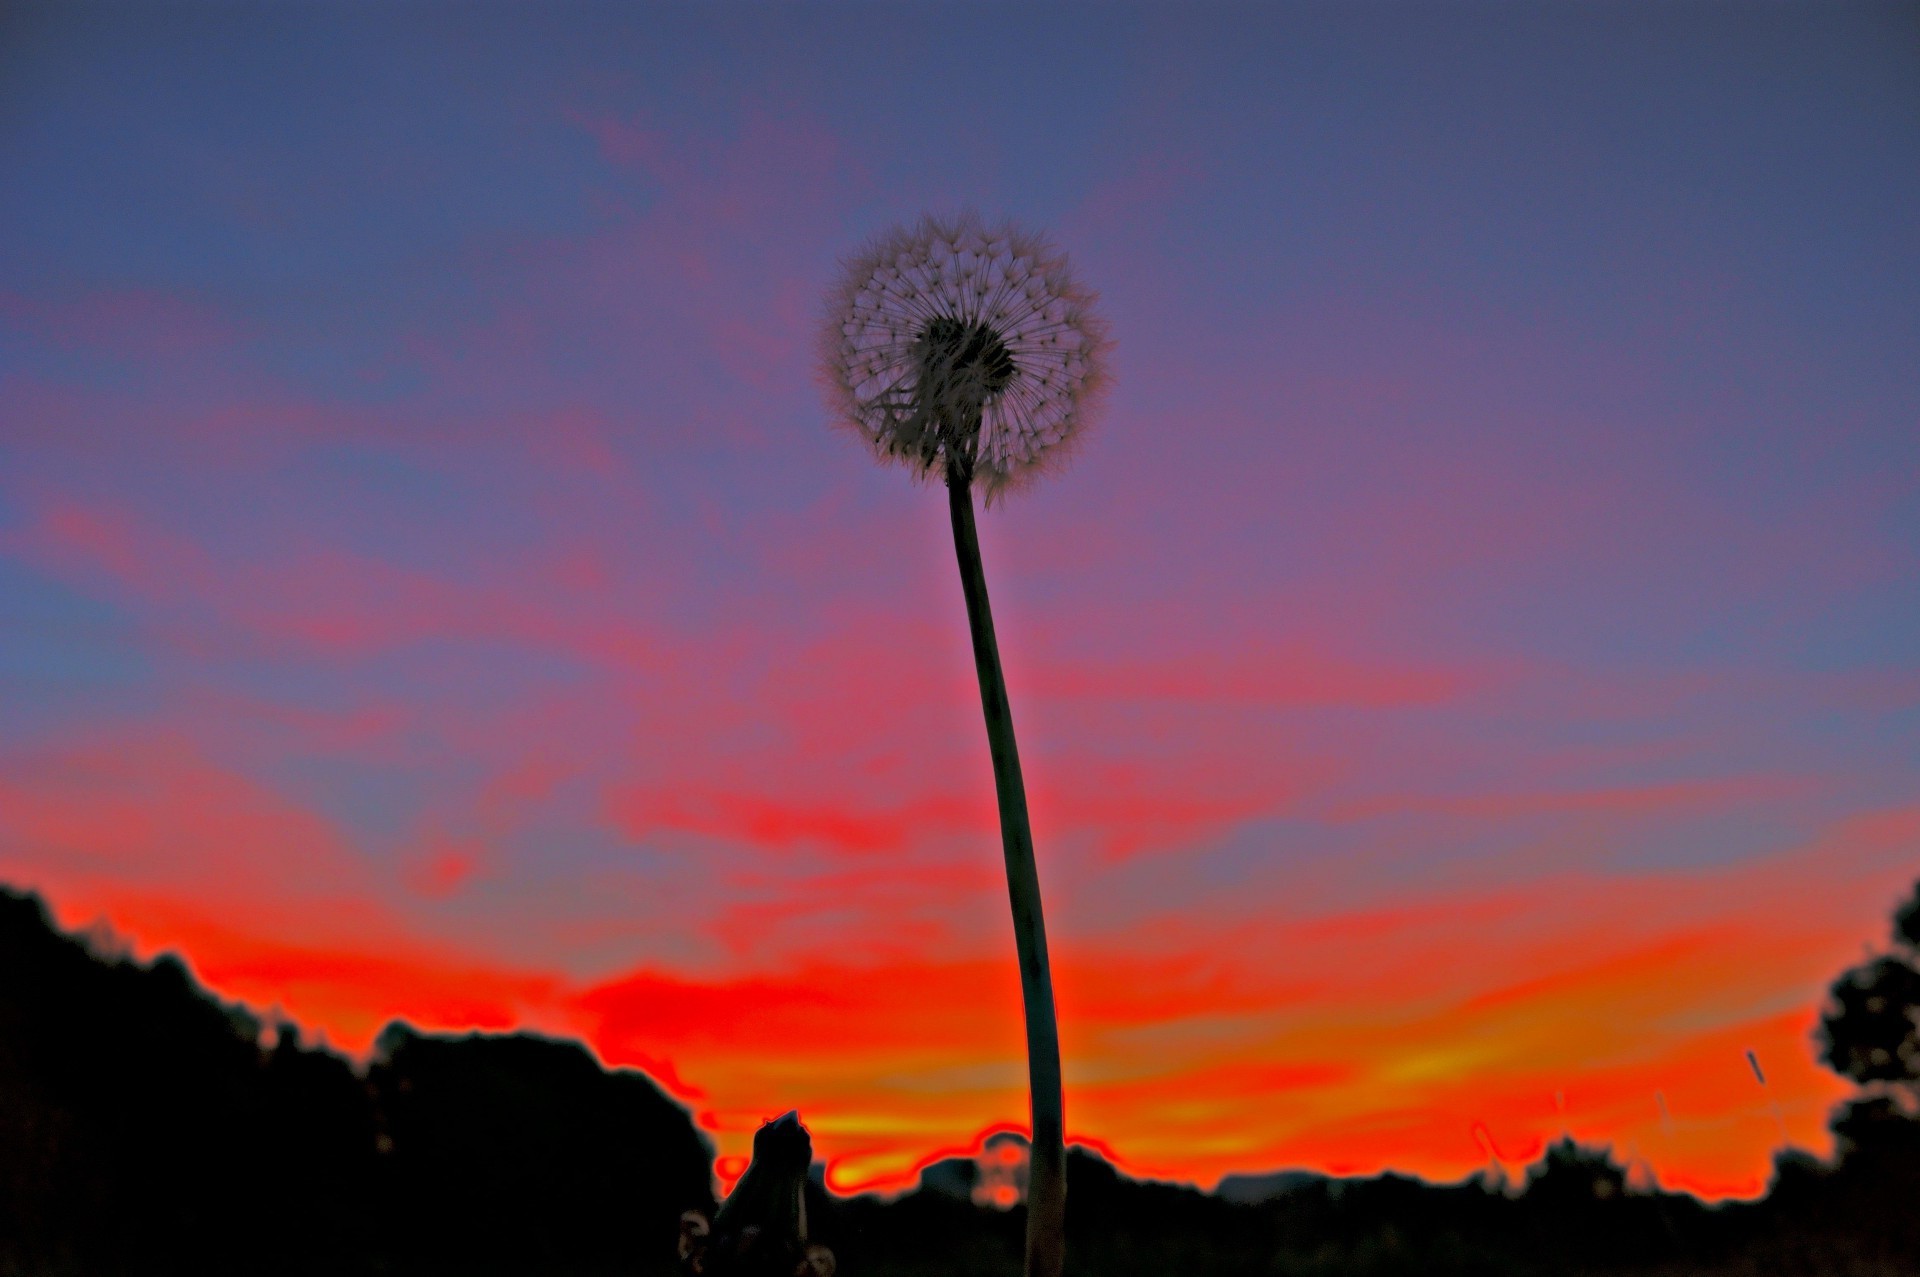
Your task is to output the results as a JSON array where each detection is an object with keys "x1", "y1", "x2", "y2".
[
  {"x1": 820, "y1": 212, "x2": 1111, "y2": 1277},
  {"x1": 821, "y1": 211, "x2": 1110, "y2": 501}
]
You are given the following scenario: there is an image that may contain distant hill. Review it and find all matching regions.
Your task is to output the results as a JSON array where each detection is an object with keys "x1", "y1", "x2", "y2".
[{"x1": 1213, "y1": 1167, "x2": 1326, "y2": 1204}]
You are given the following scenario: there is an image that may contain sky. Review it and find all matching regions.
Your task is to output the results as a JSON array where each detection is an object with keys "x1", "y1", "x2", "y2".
[{"x1": 3, "y1": 1, "x2": 1918, "y2": 1201}]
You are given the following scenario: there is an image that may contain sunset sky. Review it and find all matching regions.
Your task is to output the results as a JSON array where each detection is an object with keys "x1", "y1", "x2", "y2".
[{"x1": 3, "y1": 2, "x2": 1917, "y2": 1201}]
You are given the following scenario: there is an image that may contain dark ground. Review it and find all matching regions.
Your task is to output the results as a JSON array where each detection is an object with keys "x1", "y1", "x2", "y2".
[{"x1": 3, "y1": 885, "x2": 1916, "y2": 1277}]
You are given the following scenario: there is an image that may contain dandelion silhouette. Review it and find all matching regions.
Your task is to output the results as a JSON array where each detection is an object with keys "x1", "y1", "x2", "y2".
[
  {"x1": 822, "y1": 212, "x2": 1110, "y2": 502},
  {"x1": 821, "y1": 212, "x2": 1111, "y2": 1277}
]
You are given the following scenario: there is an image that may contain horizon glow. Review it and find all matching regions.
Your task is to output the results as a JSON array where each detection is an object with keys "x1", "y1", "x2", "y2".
[{"x1": 3, "y1": 2, "x2": 1917, "y2": 1202}]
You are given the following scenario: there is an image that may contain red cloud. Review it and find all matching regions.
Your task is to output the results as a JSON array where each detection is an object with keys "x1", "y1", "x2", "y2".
[
  {"x1": 611, "y1": 788, "x2": 980, "y2": 856},
  {"x1": 401, "y1": 837, "x2": 482, "y2": 899}
]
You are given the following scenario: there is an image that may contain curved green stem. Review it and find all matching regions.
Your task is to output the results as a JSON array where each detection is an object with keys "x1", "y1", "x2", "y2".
[{"x1": 945, "y1": 473, "x2": 1065, "y2": 1277}]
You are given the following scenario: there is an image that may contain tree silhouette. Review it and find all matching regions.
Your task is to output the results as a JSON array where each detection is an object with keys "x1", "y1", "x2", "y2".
[
  {"x1": 1819, "y1": 877, "x2": 1920, "y2": 1102},
  {"x1": 821, "y1": 212, "x2": 1110, "y2": 1277},
  {"x1": 0, "y1": 886, "x2": 715, "y2": 1276},
  {"x1": 370, "y1": 1023, "x2": 715, "y2": 1273}
]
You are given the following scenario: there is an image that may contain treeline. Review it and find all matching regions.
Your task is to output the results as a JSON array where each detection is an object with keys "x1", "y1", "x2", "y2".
[
  {"x1": 3, "y1": 883, "x2": 1918, "y2": 1276},
  {"x1": 817, "y1": 1109, "x2": 1919, "y2": 1276},
  {"x1": 0, "y1": 888, "x2": 714, "y2": 1276}
]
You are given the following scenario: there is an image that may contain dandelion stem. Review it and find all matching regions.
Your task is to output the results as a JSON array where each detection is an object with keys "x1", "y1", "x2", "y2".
[{"x1": 945, "y1": 471, "x2": 1065, "y2": 1277}]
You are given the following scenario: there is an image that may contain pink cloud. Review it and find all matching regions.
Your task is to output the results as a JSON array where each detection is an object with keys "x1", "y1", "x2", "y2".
[
  {"x1": 0, "y1": 287, "x2": 240, "y2": 359},
  {"x1": 24, "y1": 500, "x2": 222, "y2": 602},
  {"x1": 1325, "y1": 773, "x2": 1820, "y2": 824},
  {"x1": 1026, "y1": 645, "x2": 1470, "y2": 709},
  {"x1": 9, "y1": 495, "x2": 683, "y2": 669}
]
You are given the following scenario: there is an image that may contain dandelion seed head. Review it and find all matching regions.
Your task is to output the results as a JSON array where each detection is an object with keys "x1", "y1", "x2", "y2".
[{"x1": 820, "y1": 211, "x2": 1111, "y2": 501}]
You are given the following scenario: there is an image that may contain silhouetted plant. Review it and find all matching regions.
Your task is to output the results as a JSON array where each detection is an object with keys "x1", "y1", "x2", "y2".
[
  {"x1": 1819, "y1": 877, "x2": 1920, "y2": 1104},
  {"x1": 821, "y1": 212, "x2": 1111, "y2": 1277},
  {"x1": 680, "y1": 1111, "x2": 836, "y2": 1277}
]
